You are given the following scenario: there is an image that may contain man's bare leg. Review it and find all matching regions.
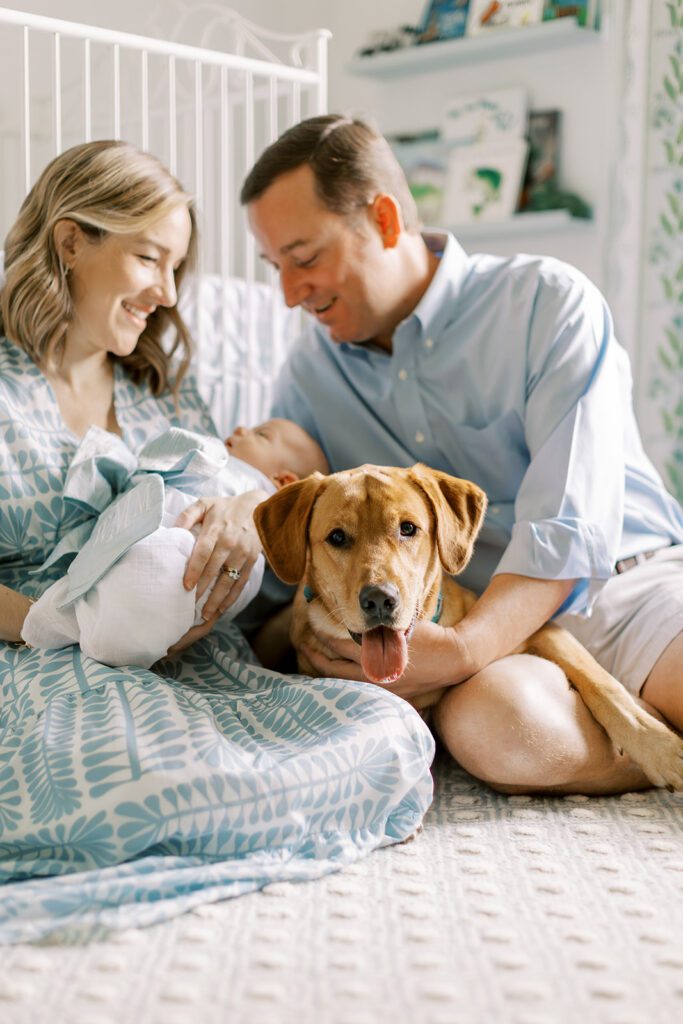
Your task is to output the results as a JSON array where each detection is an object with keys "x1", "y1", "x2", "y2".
[
  {"x1": 640, "y1": 632, "x2": 683, "y2": 732},
  {"x1": 432, "y1": 654, "x2": 652, "y2": 796}
]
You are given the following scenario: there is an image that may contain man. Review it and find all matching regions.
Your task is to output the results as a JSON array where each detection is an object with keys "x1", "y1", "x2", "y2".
[{"x1": 240, "y1": 114, "x2": 683, "y2": 795}]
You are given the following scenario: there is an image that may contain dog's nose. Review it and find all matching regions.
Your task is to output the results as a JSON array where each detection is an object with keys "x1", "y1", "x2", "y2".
[{"x1": 359, "y1": 583, "x2": 400, "y2": 626}]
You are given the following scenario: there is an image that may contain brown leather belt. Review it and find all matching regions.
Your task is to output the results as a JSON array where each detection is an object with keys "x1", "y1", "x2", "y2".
[{"x1": 614, "y1": 549, "x2": 660, "y2": 575}]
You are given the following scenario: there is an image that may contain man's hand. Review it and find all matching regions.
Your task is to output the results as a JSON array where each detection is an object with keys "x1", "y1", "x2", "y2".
[
  {"x1": 175, "y1": 490, "x2": 267, "y2": 618},
  {"x1": 300, "y1": 575, "x2": 577, "y2": 701},
  {"x1": 301, "y1": 619, "x2": 473, "y2": 701}
]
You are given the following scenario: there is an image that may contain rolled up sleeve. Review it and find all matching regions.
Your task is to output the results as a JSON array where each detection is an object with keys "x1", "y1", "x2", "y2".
[{"x1": 493, "y1": 273, "x2": 627, "y2": 614}]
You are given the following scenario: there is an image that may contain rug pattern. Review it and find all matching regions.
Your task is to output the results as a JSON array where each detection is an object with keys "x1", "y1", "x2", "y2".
[{"x1": 1, "y1": 754, "x2": 682, "y2": 1024}]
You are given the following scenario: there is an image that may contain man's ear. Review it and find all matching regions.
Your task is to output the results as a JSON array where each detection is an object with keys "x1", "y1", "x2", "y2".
[
  {"x1": 52, "y1": 219, "x2": 86, "y2": 270},
  {"x1": 370, "y1": 194, "x2": 402, "y2": 250},
  {"x1": 253, "y1": 472, "x2": 325, "y2": 583},
  {"x1": 408, "y1": 464, "x2": 488, "y2": 575},
  {"x1": 272, "y1": 470, "x2": 299, "y2": 490}
]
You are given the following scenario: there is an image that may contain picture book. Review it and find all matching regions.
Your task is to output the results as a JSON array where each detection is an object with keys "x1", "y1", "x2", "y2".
[
  {"x1": 442, "y1": 137, "x2": 529, "y2": 224},
  {"x1": 417, "y1": 0, "x2": 471, "y2": 44},
  {"x1": 442, "y1": 87, "x2": 527, "y2": 146},
  {"x1": 519, "y1": 109, "x2": 561, "y2": 209},
  {"x1": 542, "y1": 2, "x2": 598, "y2": 28},
  {"x1": 387, "y1": 130, "x2": 450, "y2": 225},
  {"x1": 466, "y1": 0, "x2": 544, "y2": 35}
]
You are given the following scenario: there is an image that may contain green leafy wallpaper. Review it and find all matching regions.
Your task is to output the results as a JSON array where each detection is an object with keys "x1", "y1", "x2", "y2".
[{"x1": 648, "y1": 0, "x2": 683, "y2": 501}]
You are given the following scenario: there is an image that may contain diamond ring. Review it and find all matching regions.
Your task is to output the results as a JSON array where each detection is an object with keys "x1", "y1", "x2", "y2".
[{"x1": 221, "y1": 565, "x2": 242, "y2": 582}]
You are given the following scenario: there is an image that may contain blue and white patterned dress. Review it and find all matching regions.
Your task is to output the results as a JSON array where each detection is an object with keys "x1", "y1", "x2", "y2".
[{"x1": 0, "y1": 337, "x2": 434, "y2": 944}]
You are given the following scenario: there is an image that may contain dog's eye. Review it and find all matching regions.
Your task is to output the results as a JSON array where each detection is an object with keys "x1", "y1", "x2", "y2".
[
  {"x1": 400, "y1": 521, "x2": 418, "y2": 537},
  {"x1": 326, "y1": 528, "x2": 347, "y2": 547}
]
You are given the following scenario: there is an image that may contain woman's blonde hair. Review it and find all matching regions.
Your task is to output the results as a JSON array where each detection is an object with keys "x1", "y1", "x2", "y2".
[{"x1": 0, "y1": 139, "x2": 197, "y2": 396}]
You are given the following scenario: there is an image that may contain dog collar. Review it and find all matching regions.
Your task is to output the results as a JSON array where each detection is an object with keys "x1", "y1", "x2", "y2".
[
  {"x1": 303, "y1": 585, "x2": 443, "y2": 623},
  {"x1": 432, "y1": 588, "x2": 443, "y2": 624}
]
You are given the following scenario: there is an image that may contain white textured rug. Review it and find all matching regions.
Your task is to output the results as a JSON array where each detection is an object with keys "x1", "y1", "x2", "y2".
[{"x1": 2, "y1": 753, "x2": 683, "y2": 1024}]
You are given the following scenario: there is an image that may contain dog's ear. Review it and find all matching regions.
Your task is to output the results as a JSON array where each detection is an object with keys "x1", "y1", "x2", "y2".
[
  {"x1": 253, "y1": 472, "x2": 326, "y2": 583},
  {"x1": 409, "y1": 464, "x2": 488, "y2": 575}
]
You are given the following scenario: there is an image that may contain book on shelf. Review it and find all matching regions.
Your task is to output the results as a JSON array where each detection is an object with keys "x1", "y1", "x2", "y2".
[
  {"x1": 542, "y1": 1, "x2": 599, "y2": 29},
  {"x1": 466, "y1": 0, "x2": 544, "y2": 36},
  {"x1": 416, "y1": 1, "x2": 471, "y2": 44},
  {"x1": 518, "y1": 108, "x2": 593, "y2": 218},
  {"x1": 442, "y1": 137, "x2": 529, "y2": 225},
  {"x1": 387, "y1": 130, "x2": 450, "y2": 225},
  {"x1": 442, "y1": 86, "x2": 527, "y2": 146},
  {"x1": 518, "y1": 109, "x2": 561, "y2": 209}
]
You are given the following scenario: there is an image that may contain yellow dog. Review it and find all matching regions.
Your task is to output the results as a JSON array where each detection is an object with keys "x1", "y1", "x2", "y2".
[{"x1": 254, "y1": 463, "x2": 683, "y2": 790}]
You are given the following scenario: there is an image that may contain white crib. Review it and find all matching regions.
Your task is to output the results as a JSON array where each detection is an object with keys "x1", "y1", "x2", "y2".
[{"x1": 0, "y1": 4, "x2": 329, "y2": 433}]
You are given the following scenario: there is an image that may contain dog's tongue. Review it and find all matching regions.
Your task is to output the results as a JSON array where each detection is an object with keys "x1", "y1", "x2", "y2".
[{"x1": 361, "y1": 627, "x2": 408, "y2": 683}]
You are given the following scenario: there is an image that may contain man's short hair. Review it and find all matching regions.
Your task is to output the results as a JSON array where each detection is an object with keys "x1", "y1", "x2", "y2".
[{"x1": 240, "y1": 114, "x2": 419, "y2": 232}]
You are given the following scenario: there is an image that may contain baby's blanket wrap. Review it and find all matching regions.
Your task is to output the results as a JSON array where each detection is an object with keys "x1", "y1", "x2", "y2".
[{"x1": 22, "y1": 426, "x2": 270, "y2": 665}]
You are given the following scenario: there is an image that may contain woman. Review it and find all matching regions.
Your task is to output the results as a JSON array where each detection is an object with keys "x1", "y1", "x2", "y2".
[
  {"x1": 1, "y1": 140, "x2": 261, "y2": 639},
  {"x1": 0, "y1": 141, "x2": 432, "y2": 944}
]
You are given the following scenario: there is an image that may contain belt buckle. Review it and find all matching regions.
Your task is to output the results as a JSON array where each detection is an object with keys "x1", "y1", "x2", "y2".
[{"x1": 614, "y1": 549, "x2": 659, "y2": 575}]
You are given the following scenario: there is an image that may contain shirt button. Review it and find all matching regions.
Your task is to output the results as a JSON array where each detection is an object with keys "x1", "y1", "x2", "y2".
[
  {"x1": 398, "y1": 369, "x2": 408, "y2": 381},
  {"x1": 415, "y1": 431, "x2": 425, "y2": 444},
  {"x1": 425, "y1": 338, "x2": 434, "y2": 349}
]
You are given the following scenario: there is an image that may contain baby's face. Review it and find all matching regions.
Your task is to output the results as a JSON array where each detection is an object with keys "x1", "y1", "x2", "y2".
[{"x1": 225, "y1": 418, "x2": 323, "y2": 479}]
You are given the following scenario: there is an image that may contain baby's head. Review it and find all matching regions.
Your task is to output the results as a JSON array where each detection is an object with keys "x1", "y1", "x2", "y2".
[{"x1": 225, "y1": 418, "x2": 329, "y2": 488}]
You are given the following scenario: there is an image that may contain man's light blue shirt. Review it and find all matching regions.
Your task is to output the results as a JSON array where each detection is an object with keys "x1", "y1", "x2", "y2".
[{"x1": 272, "y1": 233, "x2": 683, "y2": 615}]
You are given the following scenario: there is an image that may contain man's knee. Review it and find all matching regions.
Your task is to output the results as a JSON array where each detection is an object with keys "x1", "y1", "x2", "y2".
[
  {"x1": 432, "y1": 654, "x2": 602, "y2": 791},
  {"x1": 640, "y1": 632, "x2": 683, "y2": 732}
]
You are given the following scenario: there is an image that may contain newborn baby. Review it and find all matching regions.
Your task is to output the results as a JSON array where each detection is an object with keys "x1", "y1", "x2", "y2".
[{"x1": 23, "y1": 419, "x2": 328, "y2": 667}]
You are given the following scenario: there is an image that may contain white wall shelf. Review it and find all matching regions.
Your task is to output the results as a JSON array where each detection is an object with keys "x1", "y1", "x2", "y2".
[
  {"x1": 446, "y1": 209, "x2": 593, "y2": 245},
  {"x1": 348, "y1": 18, "x2": 601, "y2": 78}
]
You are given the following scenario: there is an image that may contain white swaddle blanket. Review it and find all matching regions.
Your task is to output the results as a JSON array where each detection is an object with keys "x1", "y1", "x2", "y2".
[{"x1": 23, "y1": 427, "x2": 274, "y2": 668}]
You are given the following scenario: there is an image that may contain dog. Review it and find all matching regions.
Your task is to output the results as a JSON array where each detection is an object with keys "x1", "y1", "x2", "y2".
[{"x1": 254, "y1": 463, "x2": 683, "y2": 791}]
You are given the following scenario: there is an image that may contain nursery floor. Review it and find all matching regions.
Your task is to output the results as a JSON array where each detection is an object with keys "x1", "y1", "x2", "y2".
[{"x1": 2, "y1": 750, "x2": 683, "y2": 1024}]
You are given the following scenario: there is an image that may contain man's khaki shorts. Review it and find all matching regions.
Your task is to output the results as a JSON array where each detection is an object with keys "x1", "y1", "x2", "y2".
[{"x1": 557, "y1": 544, "x2": 683, "y2": 696}]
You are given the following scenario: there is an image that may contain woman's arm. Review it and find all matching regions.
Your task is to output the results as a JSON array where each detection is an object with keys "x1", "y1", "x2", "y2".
[
  {"x1": 0, "y1": 584, "x2": 35, "y2": 644},
  {"x1": 174, "y1": 488, "x2": 268, "y2": 619}
]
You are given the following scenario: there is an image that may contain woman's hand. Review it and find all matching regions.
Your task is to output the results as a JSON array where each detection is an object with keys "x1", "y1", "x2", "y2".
[
  {"x1": 165, "y1": 612, "x2": 220, "y2": 657},
  {"x1": 174, "y1": 489, "x2": 267, "y2": 619},
  {"x1": 301, "y1": 620, "x2": 474, "y2": 701}
]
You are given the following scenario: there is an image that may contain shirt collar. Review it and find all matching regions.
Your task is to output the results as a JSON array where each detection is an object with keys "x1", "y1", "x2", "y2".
[{"x1": 406, "y1": 232, "x2": 470, "y2": 345}]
